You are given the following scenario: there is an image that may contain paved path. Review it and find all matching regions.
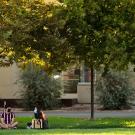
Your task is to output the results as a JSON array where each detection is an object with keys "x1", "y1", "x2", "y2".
[{"x1": 15, "y1": 110, "x2": 135, "y2": 118}]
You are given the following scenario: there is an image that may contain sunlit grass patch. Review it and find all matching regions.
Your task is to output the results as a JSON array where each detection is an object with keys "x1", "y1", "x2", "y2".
[
  {"x1": 122, "y1": 120, "x2": 135, "y2": 127},
  {"x1": 1, "y1": 129, "x2": 135, "y2": 135}
]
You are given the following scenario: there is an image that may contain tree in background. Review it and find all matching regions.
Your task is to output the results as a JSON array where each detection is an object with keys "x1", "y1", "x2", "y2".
[
  {"x1": 0, "y1": 0, "x2": 76, "y2": 73},
  {"x1": 0, "y1": 0, "x2": 76, "y2": 109},
  {"x1": 60, "y1": 0, "x2": 135, "y2": 118}
]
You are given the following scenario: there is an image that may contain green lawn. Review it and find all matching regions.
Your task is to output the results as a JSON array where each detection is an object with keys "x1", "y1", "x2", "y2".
[
  {"x1": 0, "y1": 129, "x2": 135, "y2": 135},
  {"x1": 16, "y1": 116, "x2": 135, "y2": 129},
  {"x1": 0, "y1": 117, "x2": 135, "y2": 135}
]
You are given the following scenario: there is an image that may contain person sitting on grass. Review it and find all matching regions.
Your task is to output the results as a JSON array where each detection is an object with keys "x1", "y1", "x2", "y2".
[
  {"x1": 27, "y1": 106, "x2": 49, "y2": 129},
  {"x1": 33, "y1": 106, "x2": 49, "y2": 129},
  {"x1": 0, "y1": 106, "x2": 18, "y2": 129}
]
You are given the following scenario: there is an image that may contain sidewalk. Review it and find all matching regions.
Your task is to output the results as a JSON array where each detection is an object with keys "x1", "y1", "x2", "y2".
[
  {"x1": 4, "y1": 104, "x2": 135, "y2": 118},
  {"x1": 1, "y1": 103, "x2": 134, "y2": 112}
]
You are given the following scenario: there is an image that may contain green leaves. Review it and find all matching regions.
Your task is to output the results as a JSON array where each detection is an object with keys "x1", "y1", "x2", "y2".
[
  {"x1": 62, "y1": 0, "x2": 135, "y2": 70},
  {"x1": 0, "y1": 0, "x2": 77, "y2": 73},
  {"x1": 1, "y1": 0, "x2": 135, "y2": 72}
]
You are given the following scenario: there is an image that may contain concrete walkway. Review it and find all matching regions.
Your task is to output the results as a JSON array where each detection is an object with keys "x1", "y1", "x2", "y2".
[
  {"x1": 1, "y1": 104, "x2": 135, "y2": 118},
  {"x1": 15, "y1": 110, "x2": 135, "y2": 118}
]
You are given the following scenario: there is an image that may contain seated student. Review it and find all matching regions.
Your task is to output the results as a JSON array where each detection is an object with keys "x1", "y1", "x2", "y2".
[
  {"x1": 0, "y1": 107, "x2": 18, "y2": 129},
  {"x1": 31, "y1": 107, "x2": 49, "y2": 129}
]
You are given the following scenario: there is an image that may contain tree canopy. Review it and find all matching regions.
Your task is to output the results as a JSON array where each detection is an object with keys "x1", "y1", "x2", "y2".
[
  {"x1": 1, "y1": 0, "x2": 135, "y2": 71},
  {"x1": 58, "y1": 0, "x2": 135, "y2": 119},
  {"x1": 0, "y1": 0, "x2": 76, "y2": 73},
  {"x1": 62, "y1": 0, "x2": 135, "y2": 70}
]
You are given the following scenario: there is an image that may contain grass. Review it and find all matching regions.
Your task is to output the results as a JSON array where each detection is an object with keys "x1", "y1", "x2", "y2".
[
  {"x1": 16, "y1": 116, "x2": 135, "y2": 129},
  {"x1": 1, "y1": 117, "x2": 135, "y2": 135},
  {"x1": 0, "y1": 128, "x2": 135, "y2": 135}
]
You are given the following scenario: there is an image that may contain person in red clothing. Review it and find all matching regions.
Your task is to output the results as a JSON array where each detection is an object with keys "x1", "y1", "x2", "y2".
[{"x1": 32, "y1": 106, "x2": 49, "y2": 129}]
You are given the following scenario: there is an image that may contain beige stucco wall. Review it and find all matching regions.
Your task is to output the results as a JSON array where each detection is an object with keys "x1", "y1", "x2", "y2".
[
  {"x1": 0, "y1": 64, "x2": 22, "y2": 99},
  {"x1": 77, "y1": 83, "x2": 91, "y2": 103},
  {"x1": 77, "y1": 82, "x2": 99, "y2": 103}
]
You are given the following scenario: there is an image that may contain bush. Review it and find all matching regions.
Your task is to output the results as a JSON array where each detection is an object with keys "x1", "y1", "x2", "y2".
[
  {"x1": 96, "y1": 71, "x2": 135, "y2": 110},
  {"x1": 19, "y1": 64, "x2": 62, "y2": 110}
]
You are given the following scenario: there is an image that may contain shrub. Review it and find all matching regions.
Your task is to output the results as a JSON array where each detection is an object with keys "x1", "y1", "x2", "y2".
[
  {"x1": 96, "y1": 71, "x2": 135, "y2": 110},
  {"x1": 19, "y1": 64, "x2": 62, "y2": 109}
]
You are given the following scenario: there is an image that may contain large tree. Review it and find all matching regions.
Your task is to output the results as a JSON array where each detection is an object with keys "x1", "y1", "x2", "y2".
[
  {"x1": 60, "y1": 0, "x2": 135, "y2": 118},
  {"x1": 0, "y1": 0, "x2": 76, "y2": 72}
]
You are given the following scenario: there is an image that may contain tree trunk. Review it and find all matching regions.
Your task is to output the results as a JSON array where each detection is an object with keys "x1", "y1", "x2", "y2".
[{"x1": 90, "y1": 66, "x2": 94, "y2": 119}]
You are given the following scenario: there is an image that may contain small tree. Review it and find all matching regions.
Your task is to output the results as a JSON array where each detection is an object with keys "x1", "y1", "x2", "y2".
[
  {"x1": 20, "y1": 64, "x2": 62, "y2": 109},
  {"x1": 60, "y1": 0, "x2": 135, "y2": 118},
  {"x1": 96, "y1": 71, "x2": 135, "y2": 110}
]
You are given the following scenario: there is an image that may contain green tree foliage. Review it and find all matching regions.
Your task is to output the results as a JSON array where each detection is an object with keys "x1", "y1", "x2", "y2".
[
  {"x1": 1, "y1": 0, "x2": 135, "y2": 70},
  {"x1": 96, "y1": 71, "x2": 135, "y2": 110},
  {"x1": 62, "y1": 0, "x2": 135, "y2": 69},
  {"x1": 59, "y1": 0, "x2": 135, "y2": 118},
  {"x1": 20, "y1": 63, "x2": 62, "y2": 109},
  {"x1": 0, "y1": 0, "x2": 76, "y2": 73}
]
